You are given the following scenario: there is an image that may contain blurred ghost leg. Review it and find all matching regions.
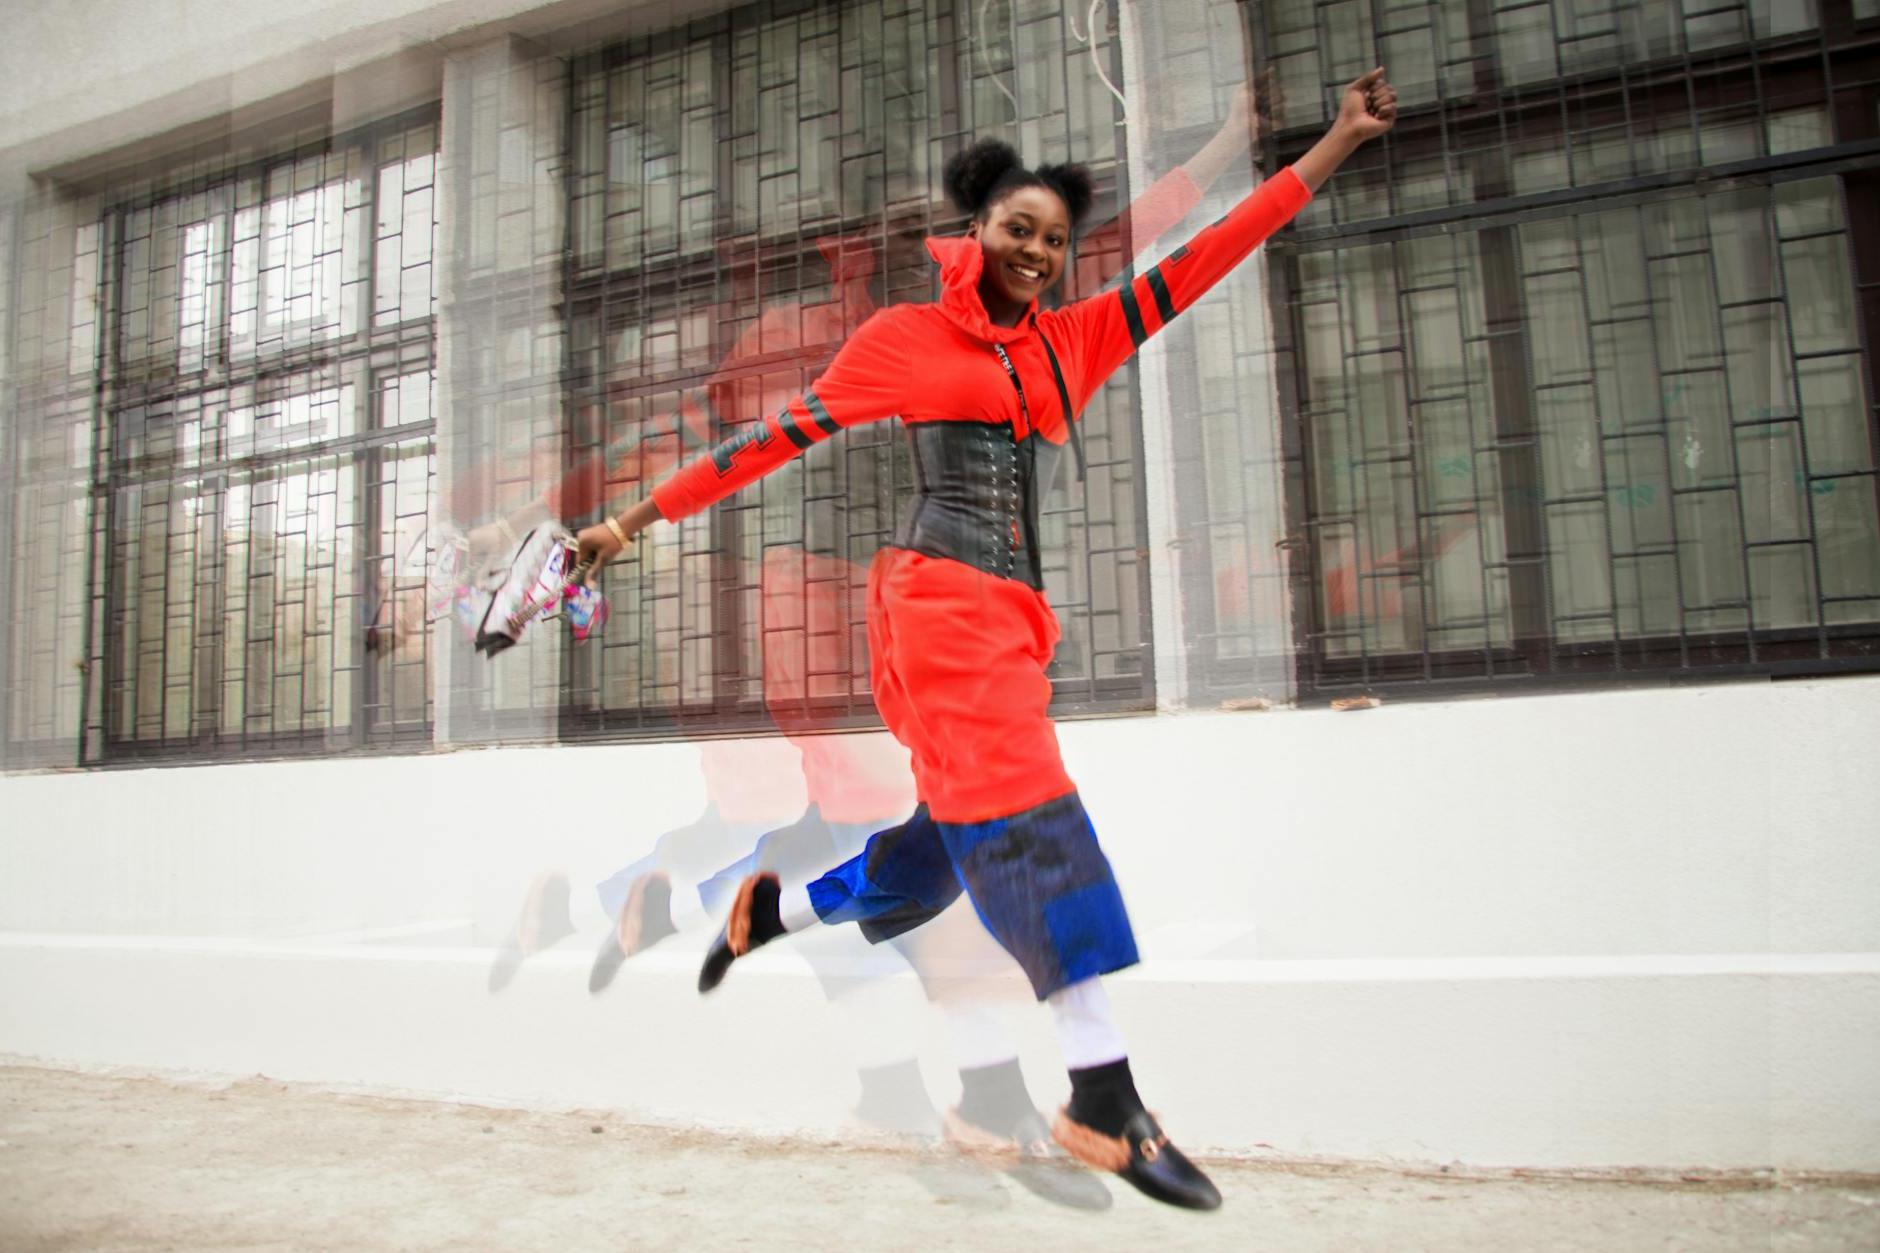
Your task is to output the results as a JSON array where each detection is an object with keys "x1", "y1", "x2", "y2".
[
  {"x1": 796, "y1": 806, "x2": 962, "y2": 935},
  {"x1": 585, "y1": 756, "x2": 797, "y2": 995}
]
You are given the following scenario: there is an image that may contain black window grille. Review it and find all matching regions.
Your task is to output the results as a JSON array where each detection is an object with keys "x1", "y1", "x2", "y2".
[
  {"x1": 1234, "y1": 0, "x2": 1880, "y2": 697},
  {"x1": 560, "y1": 0, "x2": 1154, "y2": 740},
  {"x1": 83, "y1": 110, "x2": 441, "y2": 762},
  {"x1": 24, "y1": 3, "x2": 1863, "y2": 771}
]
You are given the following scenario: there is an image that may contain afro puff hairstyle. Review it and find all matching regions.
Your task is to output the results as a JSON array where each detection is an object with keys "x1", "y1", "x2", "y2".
[{"x1": 942, "y1": 138, "x2": 1095, "y2": 230}]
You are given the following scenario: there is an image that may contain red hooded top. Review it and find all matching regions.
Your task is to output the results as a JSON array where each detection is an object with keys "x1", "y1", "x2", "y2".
[{"x1": 651, "y1": 165, "x2": 1313, "y2": 523}]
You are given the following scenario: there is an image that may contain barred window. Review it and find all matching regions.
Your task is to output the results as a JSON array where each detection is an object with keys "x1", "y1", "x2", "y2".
[
  {"x1": 1232, "y1": 0, "x2": 1880, "y2": 695},
  {"x1": 93, "y1": 112, "x2": 440, "y2": 760},
  {"x1": 561, "y1": 0, "x2": 1151, "y2": 738}
]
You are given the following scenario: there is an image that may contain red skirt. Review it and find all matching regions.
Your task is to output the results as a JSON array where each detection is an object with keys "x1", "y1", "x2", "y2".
[{"x1": 866, "y1": 548, "x2": 1076, "y2": 824}]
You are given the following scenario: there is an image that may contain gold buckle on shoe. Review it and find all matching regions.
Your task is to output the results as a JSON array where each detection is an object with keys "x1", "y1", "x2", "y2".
[{"x1": 1140, "y1": 1137, "x2": 1161, "y2": 1162}]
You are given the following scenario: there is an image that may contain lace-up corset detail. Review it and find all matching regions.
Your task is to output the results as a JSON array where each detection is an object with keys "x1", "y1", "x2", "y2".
[{"x1": 892, "y1": 421, "x2": 1064, "y2": 590}]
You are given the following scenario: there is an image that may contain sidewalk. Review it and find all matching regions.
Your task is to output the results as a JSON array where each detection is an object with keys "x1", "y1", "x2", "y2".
[{"x1": 2, "y1": 1064, "x2": 1875, "y2": 1252}]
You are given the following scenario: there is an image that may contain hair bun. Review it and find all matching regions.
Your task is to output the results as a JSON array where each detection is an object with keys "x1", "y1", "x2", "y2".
[
  {"x1": 943, "y1": 139, "x2": 1023, "y2": 216},
  {"x1": 1035, "y1": 163, "x2": 1094, "y2": 226}
]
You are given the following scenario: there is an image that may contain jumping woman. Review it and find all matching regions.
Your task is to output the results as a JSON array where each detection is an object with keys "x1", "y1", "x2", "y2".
[{"x1": 577, "y1": 68, "x2": 1398, "y2": 1210}]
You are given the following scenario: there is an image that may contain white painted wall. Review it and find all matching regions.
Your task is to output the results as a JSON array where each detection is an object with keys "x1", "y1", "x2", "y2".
[
  {"x1": 0, "y1": 0, "x2": 755, "y2": 182},
  {"x1": 3, "y1": 680, "x2": 1878, "y2": 1169},
  {"x1": 5, "y1": 678, "x2": 1876, "y2": 955}
]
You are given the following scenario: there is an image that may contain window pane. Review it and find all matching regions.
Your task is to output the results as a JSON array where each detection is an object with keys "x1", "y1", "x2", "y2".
[
  {"x1": 229, "y1": 152, "x2": 367, "y2": 358},
  {"x1": 373, "y1": 150, "x2": 436, "y2": 327},
  {"x1": 116, "y1": 190, "x2": 228, "y2": 376},
  {"x1": 1797, "y1": 355, "x2": 1875, "y2": 478},
  {"x1": 110, "y1": 478, "x2": 208, "y2": 742},
  {"x1": 226, "y1": 383, "x2": 357, "y2": 459},
  {"x1": 221, "y1": 457, "x2": 359, "y2": 738},
  {"x1": 368, "y1": 440, "x2": 436, "y2": 733},
  {"x1": 1816, "y1": 484, "x2": 1880, "y2": 619}
]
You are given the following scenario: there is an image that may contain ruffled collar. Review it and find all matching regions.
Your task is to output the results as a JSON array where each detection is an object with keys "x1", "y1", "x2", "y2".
[{"x1": 924, "y1": 234, "x2": 1037, "y2": 344}]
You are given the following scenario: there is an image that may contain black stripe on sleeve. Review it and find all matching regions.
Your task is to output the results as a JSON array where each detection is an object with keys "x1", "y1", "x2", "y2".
[
  {"x1": 777, "y1": 406, "x2": 813, "y2": 450},
  {"x1": 803, "y1": 390, "x2": 841, "y2": 437},
  {"x1": 1146, "y1": 265, "x2": 1176, "y2": 325},
  {"x1": 1118, "y1": 282, "x2": 1148, "y2": 348}
]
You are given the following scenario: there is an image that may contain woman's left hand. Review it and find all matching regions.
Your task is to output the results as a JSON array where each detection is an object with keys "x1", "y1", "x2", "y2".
[{"x1": 1337, "y1": 68, "x2": 1397, "y2": 143}]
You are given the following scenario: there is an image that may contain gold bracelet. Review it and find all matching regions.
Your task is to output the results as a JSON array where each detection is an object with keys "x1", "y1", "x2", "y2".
[{"x1": 604, "y1": 515, "x2": 631, "y2": 549}]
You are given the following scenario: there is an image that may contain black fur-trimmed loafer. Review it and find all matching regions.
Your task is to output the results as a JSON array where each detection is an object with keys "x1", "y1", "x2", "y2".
[
  {"x1": 1051, "y1": 1108, "x2": 1222, "y2": 1211},
  {"x1": 697, "y1": 872, "x2": 777, "y2": 994}
]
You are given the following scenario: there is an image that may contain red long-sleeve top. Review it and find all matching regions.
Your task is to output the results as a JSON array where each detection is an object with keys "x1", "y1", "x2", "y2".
[
  {"x1": 542, "y1": 165, "x2": 1207, "y2": 520},
  {"x1": 652, "y1": 165, "x2": 1312, "y2": 524}
]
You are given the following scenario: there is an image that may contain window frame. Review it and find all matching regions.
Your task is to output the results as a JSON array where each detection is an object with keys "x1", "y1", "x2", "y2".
[{"x1": 84, "y1": 104, "x2": 442, "y2": 764}]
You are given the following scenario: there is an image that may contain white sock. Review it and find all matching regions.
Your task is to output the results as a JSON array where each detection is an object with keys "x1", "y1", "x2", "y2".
[
  {"x1": 1046, "y1": 976, "x2": 1129, "y2": 1070},
  {"x1": 778, "y1": 880, "x2": 821, "y2": 933}
]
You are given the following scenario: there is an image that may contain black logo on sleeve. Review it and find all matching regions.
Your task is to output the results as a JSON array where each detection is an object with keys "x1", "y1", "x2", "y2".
[{"x1": 710, "y1": 421, "x2": 776, "y2": 476}]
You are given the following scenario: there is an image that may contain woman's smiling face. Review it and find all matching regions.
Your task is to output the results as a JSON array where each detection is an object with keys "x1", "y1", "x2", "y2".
[{"x1": 970, "y1": 184, "x2": 1071, "y2": 325}]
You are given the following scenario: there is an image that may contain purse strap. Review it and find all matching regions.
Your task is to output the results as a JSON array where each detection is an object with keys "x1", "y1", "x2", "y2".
[{"x1": 992, "y1": 331, "x2": 1087, "y2": 481}]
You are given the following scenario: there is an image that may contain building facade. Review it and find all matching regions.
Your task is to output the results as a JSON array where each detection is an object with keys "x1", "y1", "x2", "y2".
[{"x1": 2, "y1": 0, "x2": 1877, "y2": 1171}]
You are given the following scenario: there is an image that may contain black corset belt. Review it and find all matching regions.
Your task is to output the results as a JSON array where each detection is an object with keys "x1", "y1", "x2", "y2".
[{"x1": 892, "y1": 419, "x2": 1066, "y2": 591}]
